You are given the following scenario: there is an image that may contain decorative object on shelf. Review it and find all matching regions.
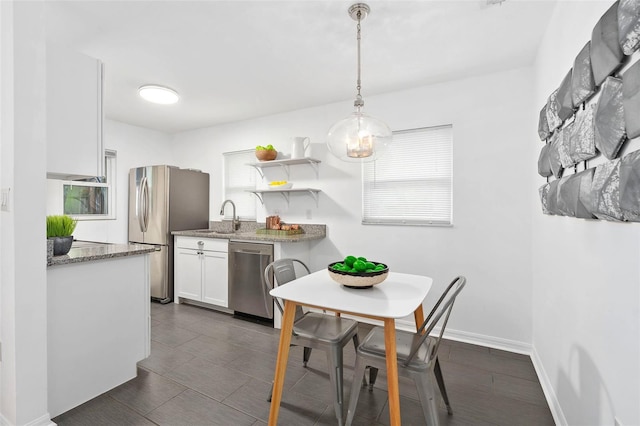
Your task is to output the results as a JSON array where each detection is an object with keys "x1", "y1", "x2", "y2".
[
  {"x1": 590, "y1": 1, "x2": 624, "y2": 86},
  {"x1": 594, "y1": 76, "x2": 626, "y2": 160},
  {"x1": 556, "y1": 69, "x2": 575, "y2": 122},
  {"x1": 590, "y1": 159, "x2": 624, "y2": 221},
  {"x1": 617, "y1": 0, "x2": 640, "y2": 55},
  {"x1": 291, "y1": 137, "x2": 311, "y2": 159},
  {"x1": 46, "y1": 214, "x2": 77, "y2": 256},
  {"x1": 623, "y1": 59, "x2": 640, "y2": 139},
  {"x1": 268, "y1": 180, "x2": 293, "y2": 190},
  {"x1": 538, "y1": 105, "x2": 550, "y2": 141},
  {"x1": 569, "y1": 103, "x2": 597, "y2": 163},
  {"x1": 327, "y1": 256, "x2": 389, "y2": 288},
  {"x1": 255, "y1": 144, "x2": 278, "y2": 161},
  {"x1": 619, "y1": 149, "x2": 640, "y2": 221},
  {"x1": 326, "y1": 3, "x2": 392, "y2": 162},
  {"x1": 572, "y1": 42, "x2": 596, "y2": 106}
]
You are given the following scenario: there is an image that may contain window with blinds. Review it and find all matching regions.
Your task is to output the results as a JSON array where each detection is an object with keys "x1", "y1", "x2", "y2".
[
  {"x1": 223, "y1": 150, "x2": 257, "y2": 220},
  {"x1": 362, "y1": 125, "x2": 453, "y2": 226}
]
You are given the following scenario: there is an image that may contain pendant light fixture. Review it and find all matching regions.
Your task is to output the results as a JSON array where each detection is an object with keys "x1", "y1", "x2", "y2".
[{"x1": 326, "y1": 3, "x2": 392, "y2": 162}]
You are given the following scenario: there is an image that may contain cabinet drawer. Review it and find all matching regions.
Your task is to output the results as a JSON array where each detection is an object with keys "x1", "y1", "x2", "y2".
[{"x1": 175, "y1": 236, "x2": 228, "y2": 252}]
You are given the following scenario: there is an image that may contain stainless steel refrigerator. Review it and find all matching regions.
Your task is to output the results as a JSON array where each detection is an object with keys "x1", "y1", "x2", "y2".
[{"x1": 129, "y1": 165, "x2": 210, "y2": 303}]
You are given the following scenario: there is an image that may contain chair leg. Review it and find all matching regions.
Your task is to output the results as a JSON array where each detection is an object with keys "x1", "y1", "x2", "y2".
[
  {"x1": 367, "y1": 366, "x2": 379, "y2": 391},
  {"x1": 326, "y1": 347, "x2": 345, "y2": 426},
  {"x1": 434, "y1": 357, "x2": 452, "y2": 415},
  {"x1": 345, "y1": 355, "x2": 368, "y2": 426},
  {"x1": 352, "y1": 334, "x2": 368, "y2": 388},
  {"x1": 303, "y1": 346, "x2": 312, "y2": 367},
  {"x1": 267, "y1": 381, "x2": 273, "y2": 402},
  {"x1": 413, "y1": 371, "x2": 440, "y2": 426}
]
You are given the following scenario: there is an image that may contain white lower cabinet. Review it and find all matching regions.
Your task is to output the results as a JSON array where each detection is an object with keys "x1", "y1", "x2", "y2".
[{"x1": 175, "y1": 237, "x2": 228, "y2": 308}]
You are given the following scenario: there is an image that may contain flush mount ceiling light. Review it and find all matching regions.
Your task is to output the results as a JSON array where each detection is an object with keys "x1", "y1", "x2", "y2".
[
  {"x1": 326, "y1": 3, "x2": 392, "y2": 163},
  {"x1": 138, "y1": 85, "x2": 179, "y2": 105}
]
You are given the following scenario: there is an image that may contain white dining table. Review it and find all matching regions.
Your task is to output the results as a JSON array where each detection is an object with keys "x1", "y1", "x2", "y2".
[{"x1": 268, "y1": 270, "x2": 433, "y2": 426}]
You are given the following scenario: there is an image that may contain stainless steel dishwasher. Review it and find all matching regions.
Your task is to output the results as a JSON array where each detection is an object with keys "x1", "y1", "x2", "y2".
[{"x1": 228, "y1": 241, "x2": 274, "y2": 320}]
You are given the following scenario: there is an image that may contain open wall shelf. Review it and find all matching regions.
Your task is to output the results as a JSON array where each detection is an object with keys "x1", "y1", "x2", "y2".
[
  {"x1": 247, "y1": 158, "x2": 321, "y2": 180},
  {"x1": 248, "y1": 188, "x2": 321, "y2": 206}
]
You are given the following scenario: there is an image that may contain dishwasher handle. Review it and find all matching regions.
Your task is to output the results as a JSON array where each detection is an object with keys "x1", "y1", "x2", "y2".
[{"x1": 235, "y1": 248, "x2": 264, "y2": 254}]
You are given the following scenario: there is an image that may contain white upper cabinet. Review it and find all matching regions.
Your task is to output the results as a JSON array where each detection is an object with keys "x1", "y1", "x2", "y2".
[{"x1": 46, "y1": 43, "x2": 104, "y2": 179}]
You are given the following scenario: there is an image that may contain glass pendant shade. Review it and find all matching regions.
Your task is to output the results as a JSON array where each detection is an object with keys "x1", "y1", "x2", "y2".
[
  {"x1": 327, "y1": 108, "x2": 392, "y2": 163},
  {"x1": 326, "y1": 3, "x2": 392, "y2": 162}
]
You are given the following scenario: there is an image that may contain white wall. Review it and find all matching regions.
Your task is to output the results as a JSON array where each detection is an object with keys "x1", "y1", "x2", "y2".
[
  {"x1": 1, "y1": 1, "x2": 52, "y2": 425},
  {"x1": 46, "y1": 119, "x2": 173, "y2": 244},
  {"x1": 532, "y1": 2, "x2": 640, "y2": 426},
  {"x1": 171, "y1": 66, "x2": 535, "y2": 348}
]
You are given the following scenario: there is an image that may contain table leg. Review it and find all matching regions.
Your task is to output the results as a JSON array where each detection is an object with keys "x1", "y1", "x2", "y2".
[
  {"x1": 384, "y1": 318, "x2": 401, "y2": 426},
  {"x1": 414, "y1": 304, "x2": 425, "y2": 333},
  {"x1": 268, "y1": 300, "x2": 296, "y2": 426}
]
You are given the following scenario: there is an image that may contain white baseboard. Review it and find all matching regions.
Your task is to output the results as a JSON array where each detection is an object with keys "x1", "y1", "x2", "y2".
[
  {"x1": 531, "y1": 347, "x2": 567, "y2": 426},
  {"x1": 436, "y1": 326, "x2": 533, "y2": 355},
  {"x1": 0, "y1": 412, "x2": 55, "y2": 426}
]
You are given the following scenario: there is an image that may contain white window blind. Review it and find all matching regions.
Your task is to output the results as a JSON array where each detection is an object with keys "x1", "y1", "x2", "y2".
[
  {"x1": 362, "y1": 125, "x2": 453, "y2": 226},
  {"x1": 223, "y1": 150, "x2": 256, "y2": 220}
]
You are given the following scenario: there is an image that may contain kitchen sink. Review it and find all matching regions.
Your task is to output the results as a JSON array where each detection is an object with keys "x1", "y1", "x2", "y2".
[{"x1": 194, "y1": 229, "x2": 235, "y2": 234}]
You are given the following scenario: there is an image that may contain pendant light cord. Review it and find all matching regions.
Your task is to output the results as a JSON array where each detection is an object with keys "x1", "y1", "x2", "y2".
[{"x1": 354, "y1": 10, "x2": 365, "y2": 108}]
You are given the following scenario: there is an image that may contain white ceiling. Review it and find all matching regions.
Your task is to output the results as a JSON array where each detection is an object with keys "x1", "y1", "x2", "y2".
[{"x1": 44, "y1": 0, "x2": 558, "y2": 134}]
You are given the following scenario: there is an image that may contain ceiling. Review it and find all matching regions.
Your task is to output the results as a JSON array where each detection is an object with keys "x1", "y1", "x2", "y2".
[{"x1": 44, "y1": 0, "x2": 558, "y2": 134}]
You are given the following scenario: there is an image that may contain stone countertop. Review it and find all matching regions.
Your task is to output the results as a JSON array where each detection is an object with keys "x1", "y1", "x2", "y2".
[
  {"x1": 48, "y1": 241, "x2": 157, "y2": 267},
  {"x1": 172, "y1": 222, "x2": 326, "y2": 243}
]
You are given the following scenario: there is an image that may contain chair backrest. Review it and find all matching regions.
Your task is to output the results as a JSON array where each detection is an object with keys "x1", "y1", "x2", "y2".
[
  {"x1": 263, "y1": 258, "x2": 311, "y2": 320},
  {"x1": 404, "y1": 276, "x2": 466, "y2": 366}
]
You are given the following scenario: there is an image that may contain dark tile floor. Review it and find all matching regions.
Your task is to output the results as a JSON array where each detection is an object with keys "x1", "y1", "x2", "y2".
[{"x1": 53, "y1": 302, "x2": 555, "y2": 425}]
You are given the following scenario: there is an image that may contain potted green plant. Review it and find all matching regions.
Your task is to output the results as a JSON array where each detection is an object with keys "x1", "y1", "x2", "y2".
[{"x1": 47, "y1": 215, "x2": 77, "y2": 256}]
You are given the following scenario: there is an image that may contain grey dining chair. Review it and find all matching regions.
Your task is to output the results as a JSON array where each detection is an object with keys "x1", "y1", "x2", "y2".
[
  {"x1": 263, "y1": 258, "x2": 361, "y2": 426},
  {"x1": 345, "y1": 276, "x2": 467, "y2": 426}
]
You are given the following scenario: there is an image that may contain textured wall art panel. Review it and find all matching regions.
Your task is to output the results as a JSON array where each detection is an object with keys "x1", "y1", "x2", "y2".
[
  {"x1": 618, "y1": 0, "x2": 640, "y2": 55},
  {"x1": 591, "y1": 159, "x2": 624, "y2": 221},
  {"x1": 594, "y1": 76, "x2": 626, "y2": 159},
  {"x1": 619, "y1": 149, "x2": 640, "y2": 220},
  {"x1": 536, "y1": 0, "x2": 640, "y2": 224},
  {"x1": 557, "y1": 69, "x2": 575, "y2": 122},
  {"x1": 591, "y1": 1, "x2": 624, "y2": 85},
  {"x1": 569, "y1": 103, "x2": 597, "y2": 163},
  {"x1": 622, "y1": 59, "x2": 640, "y2": 138},
  {"x1": 572, "y1": 42, "x2": 596, "y2": 106}
]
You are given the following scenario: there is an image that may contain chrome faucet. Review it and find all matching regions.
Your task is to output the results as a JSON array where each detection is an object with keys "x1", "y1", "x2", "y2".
[{"x1": 219, "y1": 199, "x2": 240, "y2": 231}]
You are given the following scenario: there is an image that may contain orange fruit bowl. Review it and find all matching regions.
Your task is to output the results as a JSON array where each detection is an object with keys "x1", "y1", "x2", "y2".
[{"x1": 255, "y1": 149, "x2": 277, "y2": 161}]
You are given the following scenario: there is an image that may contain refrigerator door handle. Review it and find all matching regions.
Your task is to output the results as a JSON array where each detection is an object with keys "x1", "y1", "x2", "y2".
[{"x1": 139, "y1": 176, "x2": 149, "y2": 232}]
